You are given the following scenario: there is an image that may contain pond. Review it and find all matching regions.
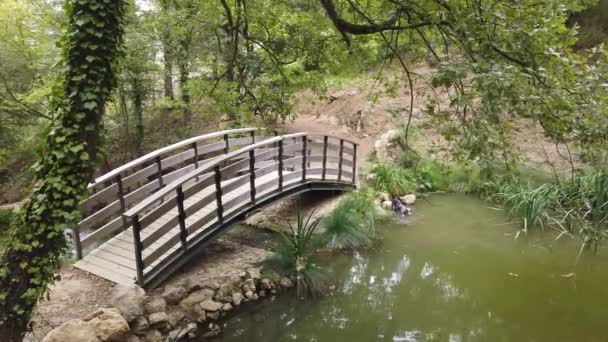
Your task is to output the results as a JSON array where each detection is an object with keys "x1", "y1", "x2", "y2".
[{"x1": 215, "y1": 194, "x2": 608, "y2": 341}]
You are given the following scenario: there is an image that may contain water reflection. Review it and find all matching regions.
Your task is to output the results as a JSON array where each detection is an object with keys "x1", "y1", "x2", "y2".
[{"x1": 216, "y1": 195, "x2": 608, "y2": 342}]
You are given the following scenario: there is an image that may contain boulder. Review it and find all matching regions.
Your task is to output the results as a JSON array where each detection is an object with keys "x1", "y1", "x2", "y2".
[
  {"x1": 42, "y1": 319, "x2": 98, "y2": 342},
  {"x1": 144, "y1": 296, "x2": 167, "y2": 314},
  {"x1": 199, "y1": 299, "x2": 222, "y2": 312},
  {"x1": 381, "y1": 200, "x2": 392, "y2": 210},
  {"x1": 378, "y1": 192, "x2": 390, "y2": 202},
  {"x1": 259, "y1": 290, "x2": 267, "y2": 297},
  {"x1": 215, "y1": 282, "x2": 235, "y2": 302},
  {"x1": 84, "y1": 308, "x2": 129, "y2": 341},
  {"x1": 162, "y1": 285, "x2": 187, "y2": 305},
  {"x1": 400, "y1": 194, "x2": 416, "y2": 205},
  {"x1": 108, "y1": 284, "x2": 146, "y2": 322},
  {"x1": 179, "y1": 288, "x2": 215, "y2": 313},
  {"x1": 260, "y1": 278, "x2": 273, "y2": 290},
  {"x1": 222, "y1": 303, "x2": 233, "y2": 312},
  {"x1": 206, "y1": 310, "x2": 220, "y2": 320},
  {"x1": 247, "y1": 267, "x2": 262, "y2": 280},
  {"x1": 242, "y1": 278, "x2": 256, "y2": 292},
  {"x1": 125, "y1": 335, "x2": 141, "y2": 342},
  {"x1": 280, "y1": 277, "x2": 294, "y2": 288},
  {"x1": 232, "y1": 292, "x2": 244, "y2": 306},
  {"x1": 142, "y1": 329, "x2": 163, "y2": 342},
  {"x1": 204, "y1": 281, "x2": 220, "y2": 291},
  {"x1": 167, "y1": 311, "x2": 185, "y2": 327},
  {"x1": 193, "y1": 304, "x2": 207, "y2": 322},
  {"x1": 245, "y1": 291, "x2": 257, "y2": 300},
  {"x1": 131, "y1": 316, "x2": 149, "y2": 335},
  {"x1": 148, "y1": 312, "x2": 169, "y2": 327},
  {"x1": 169, "y1": 323, "x2": 198, "y2": 340}
]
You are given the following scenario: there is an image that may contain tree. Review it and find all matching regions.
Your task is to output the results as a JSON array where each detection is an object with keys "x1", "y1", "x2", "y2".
[{"x1": 0, "y1": 0, "x2": 126, "y2": 340}]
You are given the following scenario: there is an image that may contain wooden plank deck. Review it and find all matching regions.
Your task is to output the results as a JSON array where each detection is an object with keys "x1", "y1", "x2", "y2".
[{"x1": 73, "y1": 165, "x2": 347, "y2": 285}]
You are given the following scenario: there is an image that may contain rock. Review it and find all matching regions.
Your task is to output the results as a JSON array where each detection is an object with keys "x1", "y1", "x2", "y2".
[
  {"x1": 108, "y1": 284, "x2": 146, "y2": 322},
  {"x1": 84, "y1": 308, "x2": 129, "y2": 341},
  {"x1": 162, "y1": 285, "x2": 187, "y2": 305},
  {"x1": 204, "y1": 281, "x2": 220, "y2": 291},
  {"x1": 280, "y1": 277, "x2": 294, "y2": 288},
  {"x1": 374, "y1": 129, "x2": 400, "y2": 162},
  {"x1": 202, "y1": 323, "x2": 222, "y2": 338},
  {"x1": 169, "y1": 323, "x2": 198, "y2": 340},
  {"x1": 247, "y1": 267, "x2": 262, "y2": 280},
  {"x1": 379, "y1": 192, "x2": 390, "y2": 202},
  {"x1": 206, "y1": 310, "x2": 220, "y2": 320},
  {"x1": 199, "y1": 299, "x2": 222, "y2": 312},
  {"x1": 232, "y1": 292, "x2": 244, "y2": 306},
  {"x1": 131, "y1": 316, "x2": 149, "y2": 335},
  {"x1": 222, "y1": 303, "x2": 233, "y2": 312},
  {"x1": 125, "y1": 335, "x2": 141, "y2": 342},
  {"x1": 381, "y1": 200, "x2": 392, "y2": 210},
  {"x1": 179, "y1": 289, "x2": 215, "y2": 313},
  {"x1": 42, "y1": 319, "x2": 98, "y2": 342},
  {"x1": 144, "y1": 296, "x2": 167, "y2": 314},
  {"x1": 193, "y1": 304, "x2": 206, "y2": 323},
  {"x1": 328, "y1": 90, "x2": 357, "y2": 103},
  {"x1": 142, "y1": 329, "x2": 163, "y2": 342},
  {"x1": 215, "y1": 282, "x2": 235, "y2": 302},
  {"x1": 244, "y1": 290, "x2": 255, "y2": 300},
  {"x1": 167, "y1": 311, "x2": 185, "y2": 327},
  {"x1": 239, "y1": 270, "x2": 251, "y2": 279},
  {"x1": 259, "y1": 290, "x2": 267, "y2": 297},
  {"x1": 243, "y1": 278, "x2": 256, "y2": 292},
  {"x1": 148, "y1": 312, "x2": 169, "y2": 327},
  {"x1": 400, "y1": 194, "x2": 416, "y2": 205},
  {"x1": 260, "y1": 278, "x2": 273, "y2": 290}
]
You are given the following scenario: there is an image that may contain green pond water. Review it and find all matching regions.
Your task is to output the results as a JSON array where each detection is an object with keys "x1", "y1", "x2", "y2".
[{"x1": 216, "y1": 194, "x2": 608, "y2": 342}]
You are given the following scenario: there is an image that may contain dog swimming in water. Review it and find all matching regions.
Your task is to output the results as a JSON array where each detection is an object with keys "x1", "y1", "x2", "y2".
[{"x1": 391, "y1": 197, "x2": 412, "y2": 216}]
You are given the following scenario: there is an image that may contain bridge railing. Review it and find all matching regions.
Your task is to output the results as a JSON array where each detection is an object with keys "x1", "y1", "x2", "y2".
[
  {"x1": 122, "y1": 133, "x2": 357, "y2": 287},
  {"x1": 75, "y1": 127, "x2": 266, "y2": 259}
]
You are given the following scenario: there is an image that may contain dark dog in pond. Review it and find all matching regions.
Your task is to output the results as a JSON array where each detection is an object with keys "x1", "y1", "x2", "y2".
[{"x1": 391, "y1": 198, "x2": 412, "y2": 216}]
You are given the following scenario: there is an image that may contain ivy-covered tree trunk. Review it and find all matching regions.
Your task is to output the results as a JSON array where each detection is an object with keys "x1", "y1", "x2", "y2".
[{"x1": 0, "y1": 1, "x2": 125, "y2": 340}]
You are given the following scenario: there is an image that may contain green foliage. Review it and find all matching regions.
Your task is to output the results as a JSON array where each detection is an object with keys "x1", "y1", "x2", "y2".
[
  {"x1": 0, "y1": 0, "x2": 126, "y2": 338},
  {"x1": 322, "y1": 189, "x2": 380, "y2": 250},
  {"x1": 271, "y1": 209, "x2": 331, "y2": 297},
  {"x1": 368, "y1": 163, "x2": 417, "y2": 196}
]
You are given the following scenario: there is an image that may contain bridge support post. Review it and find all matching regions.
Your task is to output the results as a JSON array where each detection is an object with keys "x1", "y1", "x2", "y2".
[
  {"x1": 249, "y1": 149, "x2": 256, "y2": 205},
  {"x1": 132, "y1": 215, "x2": 145, "y2": 286},
  {"x1": 116, "y1": 174, "x2": 128, "y2": 229},
  {"x1": 176, "y1": 186, "x2": 188, "y2": 251}
]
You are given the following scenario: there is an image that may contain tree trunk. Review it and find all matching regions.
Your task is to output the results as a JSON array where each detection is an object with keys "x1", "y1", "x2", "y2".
[
  {"x1": 132, "y1": 78, "x2": 145, "y2": 157},
  {"x1": 179, "y1": 61, "x2": 191, "y2": 132},
  {"x1": 0, "y1": 1, "x2": 126, "y2": 340},
  {"x1": 163, "y1": 46, "x2": 174, "y2": 100}
]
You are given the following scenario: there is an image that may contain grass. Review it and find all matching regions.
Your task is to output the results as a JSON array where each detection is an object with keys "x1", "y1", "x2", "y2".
[
  {"x1": 270, "y1": 208, "x2": 331, "y2": 297},
  {"x1": 483, "y1": 170, "x2": 608, "y2": 251},
  {"x1": 368, "y1": 163, "x2": 417, "y2": 196},
  {"x1": 322, "y1": 189, "x2": 381, "y2": 250}
]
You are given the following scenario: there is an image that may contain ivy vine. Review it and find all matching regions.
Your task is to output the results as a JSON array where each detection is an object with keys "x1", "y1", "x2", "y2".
[{"x1": 0, "y1": 0, "x2": 126, "y2": 339}]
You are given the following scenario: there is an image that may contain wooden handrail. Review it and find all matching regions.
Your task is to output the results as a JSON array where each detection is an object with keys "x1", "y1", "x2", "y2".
[
  {"x1": 89, "y1": 127, "x2": 257, "y2": 187},
  {"x1": 123, "y1": 133, "x2": 307, "y2": 219}
]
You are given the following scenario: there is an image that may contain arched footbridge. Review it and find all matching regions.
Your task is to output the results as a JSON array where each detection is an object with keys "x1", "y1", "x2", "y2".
[{"x1": 73, "y1": 128, "x2": 358, "y2": 288}]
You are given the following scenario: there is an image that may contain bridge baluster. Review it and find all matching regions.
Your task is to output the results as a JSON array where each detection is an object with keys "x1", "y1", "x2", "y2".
[
  {"x1": 250, "y1": 130, "x2": 255, "y2": 144},
  {"x1": 352, "y1": 143, "x2": 357, "y2": 184},
  {"x1": 278, "y1": 140, "x2": 284, "y2": 191},
  {"x1": 249, "y1": 149, "x2": 256, "y2": 205},
  {"x1": 132, "y1": 215, "x2": 145, "y2": 286},
  {"x1": 116, "y1": 174, "x2": 127, "y2": 229},
  {"x1": 322, "y1": 136, "x2": 328, "y2": 180},
  {"x1": 155, "y1": 156, "x2": 164, "y2": 188},
  {"x1": 214, "y1": 165, "x2": 224, "y2": 224},
  {"x1": 302, "y1": 135, "x2": 307, "y2": 182},
  {"x1": 191, "y1": 142, "x2": 199, "y2": 169},
  {"x1": 176, "y1": 186, "x2": 188, "y2": 252},
  {"x1": 338, "y1": 139, "x2": 344, "y2": 181}
]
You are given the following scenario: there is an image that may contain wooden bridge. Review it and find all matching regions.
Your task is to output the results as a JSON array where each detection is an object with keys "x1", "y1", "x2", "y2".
[{"x1": 73, "y1": 128, "x2": 358, "y2": 288}]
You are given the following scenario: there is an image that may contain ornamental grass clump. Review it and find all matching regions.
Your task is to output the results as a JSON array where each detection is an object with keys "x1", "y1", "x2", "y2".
[
  {"x1": 322, "y1": 189, "x2": 381, "y2": 250},
  {"x1": 271, "y1": 209, "x2": 331, "y2": 298}
]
